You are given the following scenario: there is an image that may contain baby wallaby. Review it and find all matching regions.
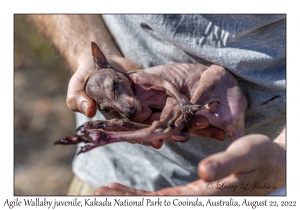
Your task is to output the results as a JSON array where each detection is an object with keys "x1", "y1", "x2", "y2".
[
  {"x1": 85, "y1": 42, "x2": 201, "y2": 122},
  {"x1": 55, "y1": 42, "x2": 247, "y2": 155}
]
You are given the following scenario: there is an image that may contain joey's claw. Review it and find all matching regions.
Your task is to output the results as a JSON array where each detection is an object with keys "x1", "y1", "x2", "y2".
[
  {"x1": 75, "y1": 124, "x2": 84, "y2": 132},
  {"x1": 76, "y1": 149, "x2": 84, "y2": 156},
  {"x1": 183, "y1": 114, "x2": 187, "y2": 122},
  {"x1": 76, "y1": 143, "x2": 98, "y2": 155},
  {"x1": 75, "y1": 120, "x2": 106, "y2": 132}
]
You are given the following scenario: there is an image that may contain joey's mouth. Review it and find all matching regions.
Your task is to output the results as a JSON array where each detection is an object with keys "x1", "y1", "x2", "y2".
[
  {"x1": 119, "y1": 104, "x2": 141, "y2": 121},
  {"x1": 124, "y1": 106, "x2": 138, "y2": 119}
]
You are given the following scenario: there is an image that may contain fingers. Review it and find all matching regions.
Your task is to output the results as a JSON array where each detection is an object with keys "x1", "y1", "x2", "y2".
[
  {"x1": 188, "y1": 114, "x2": 226, "y2": 141},
  {"x1": 94, "y1": 186, "x2": 128, "y2": 196},
  {"x1": 66, "y1": 63, "x2": 97, "y2": 118},
  {"x1": 152, "y1": 180, "x2": 207, "y2": 195},
  {"x1": 189, "y1": 114, "x2": 209, "y2": 129},
  {"x1": 94, "y1": 183, "x2": 150, "y2": 195},
  {"x1": 190, "y1": 126, "x2": 226, "y2": 141},
  {"x1": 107, "y1": 183, "x2": 150, "y2": 195},
  {"x1": 94, "y1": 133, "x2": 281, "y2": 196},
  {"x1": 66, "y1": 89, "x2": 97, "y2": 118},
  {"x1": 198, "y1": 134, "x2": 271, "y2": 182},
  {"x1": 150, "y1": 140, "x2": 164, "y2": 149}
]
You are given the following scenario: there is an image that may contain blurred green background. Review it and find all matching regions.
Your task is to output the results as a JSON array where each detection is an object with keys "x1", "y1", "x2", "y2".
[{"x1": 14, "y1": 14, "x2": 77, "y2": 195}]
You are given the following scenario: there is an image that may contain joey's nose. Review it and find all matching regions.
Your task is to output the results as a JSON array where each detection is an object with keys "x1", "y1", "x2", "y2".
[{"x1": 125, "y1": 106, "x2": 137, "y2": 118}]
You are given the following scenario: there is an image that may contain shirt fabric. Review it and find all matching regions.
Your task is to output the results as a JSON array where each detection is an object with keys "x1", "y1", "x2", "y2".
[{"x1": 72, "y1": 15, "x2": 286, "y2": 194}]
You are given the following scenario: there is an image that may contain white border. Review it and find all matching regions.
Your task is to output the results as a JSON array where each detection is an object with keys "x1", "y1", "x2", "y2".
[{"x1": 2, "y1": 1, "x2": 299, "y2": 209}]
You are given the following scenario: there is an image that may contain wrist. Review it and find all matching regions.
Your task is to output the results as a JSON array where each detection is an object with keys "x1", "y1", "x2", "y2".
[
  {"x1": 72, "y1": 47, "x2": 141, "y2": 74},
  {"x1": 70, "y1": 48, "x2": 92, "y2": 72}
]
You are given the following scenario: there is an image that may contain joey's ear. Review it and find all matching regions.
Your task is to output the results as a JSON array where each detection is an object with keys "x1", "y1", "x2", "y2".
[{"x1": 91, "y1": 42, "x2": 110, "y2": 69}]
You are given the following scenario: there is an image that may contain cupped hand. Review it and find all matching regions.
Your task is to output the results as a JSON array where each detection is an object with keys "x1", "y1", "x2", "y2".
[
  {"x1": 66, "y1": 57, "x2": 98, "y2": 118},
  {"x1": 66, "y1": 55, "x2": 141, "y2": 118},
  {"x1": 188, "y1": 64, "x2": 247, "y2": 142},
  {"x1": 143, "y1": 63, "x2": 247, "y2": 142},
  {"x1": 94, "y1": 131, "x2": 286, "y2": 196}
]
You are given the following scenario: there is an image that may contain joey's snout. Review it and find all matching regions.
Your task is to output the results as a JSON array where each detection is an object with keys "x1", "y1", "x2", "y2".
[{"x1": 124, "y1": 106, "x2": 137, "y2": 119}]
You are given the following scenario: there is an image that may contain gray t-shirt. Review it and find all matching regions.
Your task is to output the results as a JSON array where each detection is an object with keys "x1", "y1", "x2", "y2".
[{"x1": 72, "y1": 15, "x2": 286, "y2": 192}]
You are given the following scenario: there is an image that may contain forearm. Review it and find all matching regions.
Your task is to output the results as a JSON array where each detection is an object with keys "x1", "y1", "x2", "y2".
[{"x1": 29, "y1": 15, "x2": 138, "y2": 72}]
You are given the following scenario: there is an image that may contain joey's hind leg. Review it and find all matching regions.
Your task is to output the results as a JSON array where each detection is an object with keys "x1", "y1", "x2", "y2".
[
  {"x1": 73, "y1": 122, "x2": 171, "y2": 154},
  {"x1": 55, "y1": 119, "x2": 171, "y2": 154},
  {"x1": 159, "y1": 97, "x2": 182, "y2": 127},
  {"x1": 54, "y1": 118, "x2": 159, "y2": 154}
]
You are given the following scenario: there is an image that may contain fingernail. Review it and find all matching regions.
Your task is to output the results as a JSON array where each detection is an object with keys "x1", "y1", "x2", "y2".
[
  {"x1": 215, "y1": 131, "x2": 226, "y2": 141},
  {"x1": 81, "y1": 101, "x2": 89, "y2": 116}
]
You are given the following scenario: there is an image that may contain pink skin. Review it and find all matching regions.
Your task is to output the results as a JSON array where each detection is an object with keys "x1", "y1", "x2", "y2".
[
  {"x1": 189, "y1": 65, "x2": 247, "y2": 140},
  {"x1": 54, "y1": 42, "x2": 247, "y2": 154}
]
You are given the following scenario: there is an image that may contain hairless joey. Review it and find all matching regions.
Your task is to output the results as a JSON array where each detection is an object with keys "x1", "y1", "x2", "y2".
[{"x1": 54, "y1": 42, "x2": 247, "y2": 155}]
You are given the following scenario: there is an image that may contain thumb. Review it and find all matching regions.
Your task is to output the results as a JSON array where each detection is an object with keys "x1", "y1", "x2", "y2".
[
  {"x1": 198, "y1": 134, "x2": 270, "y2": 182},
  {"x1": 66, "y1": 89, "x2": 97, "y2": 118},
  {"x1": 66, "y1": 69, "x2": 97, "y2": 118}
]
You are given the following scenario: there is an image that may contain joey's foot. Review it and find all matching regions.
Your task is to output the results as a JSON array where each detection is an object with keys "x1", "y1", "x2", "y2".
[
  {"x1": 54, "y1": 128, "x2": 113, "y2": 154},
  {"x1": 181, "y1": 104, "x2": 202, "y2": 121},
  {"x1": 54, "y1": 134, "x2": 92, "y2": 145}
]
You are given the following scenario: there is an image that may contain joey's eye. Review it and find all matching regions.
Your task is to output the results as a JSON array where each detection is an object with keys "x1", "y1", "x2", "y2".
[
  {"x1": 97, "y1": 104, "x2": 110, "y2": 113},
  {"x1": 100, "y1": 108, "x2": 110, "y2": 113},
  {"x1": 113, "y1": 80, "x2": 119, "y2": 92}
]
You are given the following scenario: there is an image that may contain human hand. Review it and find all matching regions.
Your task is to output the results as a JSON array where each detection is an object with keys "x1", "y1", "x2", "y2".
[
  {"x1": 142, "y1": 63, "x2": 247, "y2": 142},
  {"x1": 186, "y1": 64, "x2": 247, "y2": 142},
  {"x1": 66, "y1": 56, "x2": 97, "y2": 118},
  {"x1": 66, "y1": 55, "x2": 141, "y2": 118},
  {"x1": 94, "y1": 130, "x2": 286, "y2": 196}
]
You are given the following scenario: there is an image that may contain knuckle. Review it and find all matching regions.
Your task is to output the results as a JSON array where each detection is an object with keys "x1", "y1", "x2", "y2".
[{"x1": 66, "y1": 94, "x2": 78, "y2": 111}]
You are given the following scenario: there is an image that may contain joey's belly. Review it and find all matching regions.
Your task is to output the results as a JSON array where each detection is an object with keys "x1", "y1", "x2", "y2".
[{"x1": 136, "y1": 91, "x2": 168, "y2": 111}]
